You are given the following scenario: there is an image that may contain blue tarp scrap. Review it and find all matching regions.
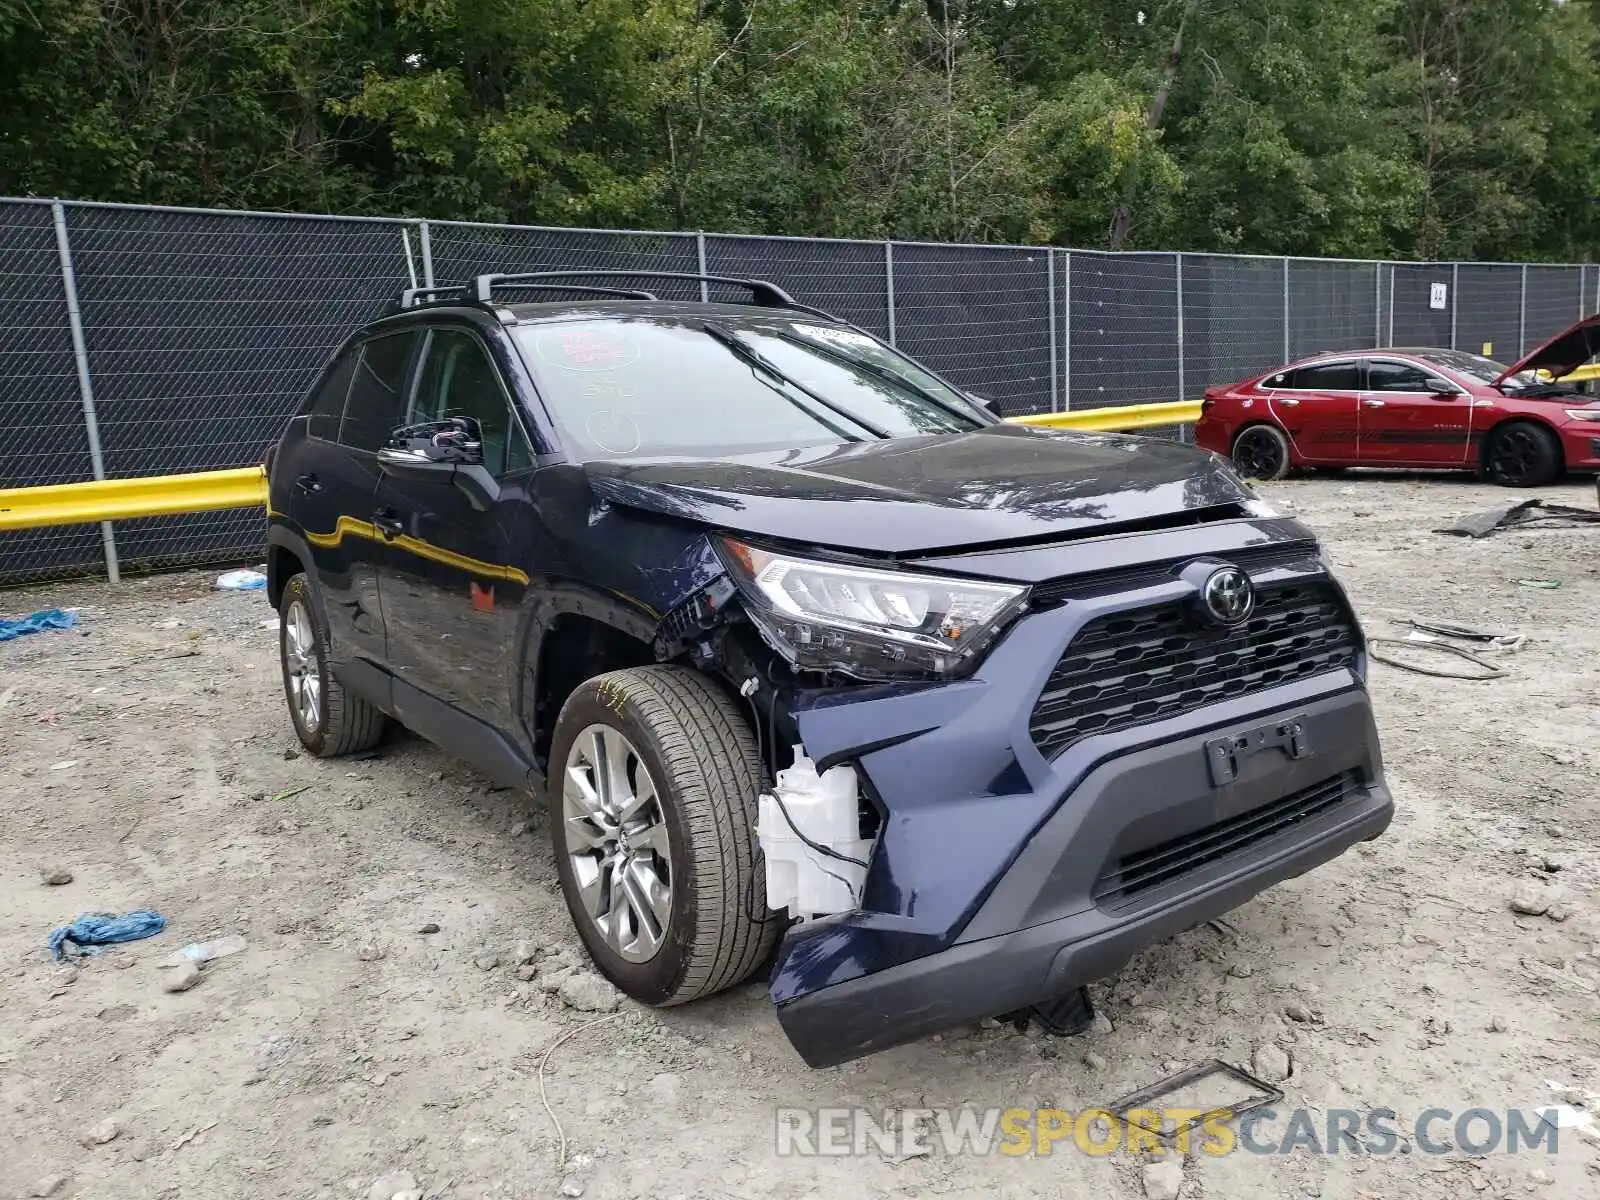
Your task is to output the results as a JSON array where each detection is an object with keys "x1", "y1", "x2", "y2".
[
  {"x1": 0, "y1": 608, "x2": 78, "y2": 642},
  {"x1": 47, "y1": 910, "x2": 167, "y2": 962}
]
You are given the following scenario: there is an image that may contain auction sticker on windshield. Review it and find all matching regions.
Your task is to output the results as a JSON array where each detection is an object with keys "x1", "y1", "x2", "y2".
[{"x1": 532, "y1": 326, "x2": 641, "y2": 373}]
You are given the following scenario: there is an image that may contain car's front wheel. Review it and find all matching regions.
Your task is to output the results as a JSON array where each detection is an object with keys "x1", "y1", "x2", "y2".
[
  {"x1": 548, "y1": 666, "x2": 779, "y2": 1006},
  {"x1": 1483, "y1": 420, "x2": 1562, "y2": 488},
  {"x1": 1231, "y1": 424, "x2": 1292, "y2": 481},
  {"x1": 278, "y1": 572, "x2": 388, "y2": 757}
]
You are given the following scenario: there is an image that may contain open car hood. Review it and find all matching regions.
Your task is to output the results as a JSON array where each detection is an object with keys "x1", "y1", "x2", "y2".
[
  {"x1": 581, "y1": 424, "x2": 1254, "y2": 556},
  {"x1": 1496, "y1": 314, "x2": 1600, "y2": 386}
]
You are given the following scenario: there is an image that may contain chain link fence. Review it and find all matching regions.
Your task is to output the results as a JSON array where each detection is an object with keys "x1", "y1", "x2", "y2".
[{"x1": 1, "y1": 196, "x2": 1594, "y2": 584}]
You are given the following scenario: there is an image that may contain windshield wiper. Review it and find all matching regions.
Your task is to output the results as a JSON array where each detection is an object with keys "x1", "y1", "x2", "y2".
[
  {"x1": 761, "y1": 328, "x2": 985, "y2": 428},
  {"x1": 700, "y1": 322, "x2": 893, "y2": 440}
]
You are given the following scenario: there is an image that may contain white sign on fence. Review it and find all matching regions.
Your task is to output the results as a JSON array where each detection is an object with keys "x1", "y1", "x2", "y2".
[{"x1": 1429, "y1": 282, "x2": 1448, "y2": 310}]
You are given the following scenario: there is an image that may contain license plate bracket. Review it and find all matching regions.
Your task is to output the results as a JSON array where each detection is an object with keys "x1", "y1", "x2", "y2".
[{"x1": 1205, "y1": 716, "x2": 1311, "y2": 786}]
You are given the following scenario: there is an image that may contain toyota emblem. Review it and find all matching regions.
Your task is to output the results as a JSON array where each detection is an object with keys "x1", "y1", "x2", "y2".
[{"x1": 1202, "y1": 567, "x2": 1255, "y2": 625}]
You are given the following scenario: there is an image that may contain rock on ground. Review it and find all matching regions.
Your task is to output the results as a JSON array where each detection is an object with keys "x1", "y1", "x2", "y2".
[
  {"x1": 30, "y1": 1175, "x2": 67, "y2": 1198},
  {"x1": 81, "y1": 1118, "x2": 120, "y2": 1146},
  {"x1": 1510, "y1": 885, "x2": 1552, "y2": 916},
  {"x1": 40, "y1": 867, "x2": 73, "y2": 886},
  {"x1": 162, "y1": 961, "x2": 201, "y2": 992},
  {"x1": 369, "y1": 1171, "x2": 419, "y2": 1200},
  {"x1": 1253, "y1": 1043, "x2": 1292, "y2": 1083},
  {"x1": 558, "y1": 971, "x2": 621, "y2": 1013},
  {"x1": 1142, "y1": 1158, "x2": 1184, "y2": 1200}
]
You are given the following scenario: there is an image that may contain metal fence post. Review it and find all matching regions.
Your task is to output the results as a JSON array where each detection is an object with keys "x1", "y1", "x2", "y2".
[
  {"x1": 1519, "y1": 264, "x2": 1528, "y2": 354},
  {"x1": 884, "y1": 242, "x2": 897, "y2": 348},
  {"x1": 51, "y1": 202, "x2": 119, "y2": 583},
  {"x1": 1281, "y1": 258, "x2": 1290, "y2": 362},
  {"x1": 1046, "y1": 251, "x2": 1058, "y2": 413},
  {"x1": 1175, "y1": 252, "x2": 1186, "y2": 402},
  {"x1": 1387, "y1": 264, "x2": 1396, "y2": 346},
  {"x1": 1374, "y1": 263, "x2": 1382, "y2": 347},
  {"x1": 418, "y1": 220, "x2": 435, "y2": 288},
  {"x1": 696, "y1": 233, "x2": 709, "y2": 302},
  {"x1": 1450, "y1": 263, "x2": 1459, "y2": 350},
  {"x1": 1061, "y1": 251, "x2": 1071, "y2": 411}
]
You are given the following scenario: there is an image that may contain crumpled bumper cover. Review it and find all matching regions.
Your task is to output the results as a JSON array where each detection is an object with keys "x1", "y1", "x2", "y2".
[{"x1": 767, "y1": 575, "x2": 1390, "y2": 1066}]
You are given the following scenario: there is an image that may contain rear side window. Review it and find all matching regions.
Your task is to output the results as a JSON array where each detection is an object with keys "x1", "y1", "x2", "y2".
[
  {"x1": 339, "y1": 332, "x2": 417, "y2": 451},
  {"x1": 304, "y1": 347, "x2": 358, "y2": 441},
  {"x1": 1287, "y1": 362, "x2": 1360, "y2": 391}
]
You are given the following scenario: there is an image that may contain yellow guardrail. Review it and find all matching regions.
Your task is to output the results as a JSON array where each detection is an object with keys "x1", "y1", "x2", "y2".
[
  {"x1": 0, "y1": 466, "x2": 268, "y2": 531},
  {"x1": 0, "y1": 402, "x2": 1200, "y2": 532},
  {"x1": 1013, "y1": 400, "x2": 1202, "y2": 432}
]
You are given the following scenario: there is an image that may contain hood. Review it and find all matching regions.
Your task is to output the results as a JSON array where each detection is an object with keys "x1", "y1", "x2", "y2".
[
  {"x1": 1496, "y1": 314, "x2": 1600, "y2": 386},
  {"x1": 581, "y1": 425, "x2": 1254, "y2": 556}
]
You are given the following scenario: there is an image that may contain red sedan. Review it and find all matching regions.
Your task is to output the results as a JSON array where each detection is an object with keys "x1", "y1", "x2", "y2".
[{"x1": 1195, "y1": 315, "x2": 1600, "y2": 487}]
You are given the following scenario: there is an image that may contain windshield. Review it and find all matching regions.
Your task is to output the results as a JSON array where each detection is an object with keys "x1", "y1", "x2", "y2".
[
  {"x1": 1420, "y1": 349, "x2": 1538, "y2": 389},
  {"x1": 512, "y1": 316, "x2": 985, "y2": 460}
]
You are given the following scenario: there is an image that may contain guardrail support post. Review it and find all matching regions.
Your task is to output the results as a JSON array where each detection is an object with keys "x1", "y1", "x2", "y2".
[
  {"x1": 884, "y1": 242, "x2": 897, "y2": 348},
  {"x1": 418, "y1": 221, "x2": 435, "y2": 289},
  {"x1": 51, "y1": 202, "x2": 119, "y2": 583}
]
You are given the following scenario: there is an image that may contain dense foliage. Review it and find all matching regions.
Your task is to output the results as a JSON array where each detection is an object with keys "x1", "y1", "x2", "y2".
[{"x1": 1, "y1": 0, "x2": 1595, "y2": 259}]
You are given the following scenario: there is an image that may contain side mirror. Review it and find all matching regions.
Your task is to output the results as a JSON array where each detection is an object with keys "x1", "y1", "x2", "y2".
[
  {"x1": 377, "y1": 417, "x2": 500, "y2": 511},
  {"x1": 967, "y1": 392, "x2": 997, "y2": 413},
  {"x1": 382, "y1": 416, "x2": 485, "y2": 465},
  {"x1": 1426, "y1": 379, "x2": 1460, "y2": 398}
]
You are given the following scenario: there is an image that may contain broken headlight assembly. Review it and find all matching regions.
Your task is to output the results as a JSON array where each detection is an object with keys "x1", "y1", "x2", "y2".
[{"x1": 717, "y1": 537, "x2": 1029, "y2": 680}]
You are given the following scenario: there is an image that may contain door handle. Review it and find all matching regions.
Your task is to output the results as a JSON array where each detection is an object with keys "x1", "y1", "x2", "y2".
[
  {"x1": 1362, "y1": 399, "x2": 1386, "y2": 409},
  {"x1": 1278, "y1": 397, "x2": 1301, "y2": 407},
  {"x1": 372, "y1": 507, "x2": 404, "y2": 539},
  {"x1": 294, "y1": 472, "x2": 321, "y2": 494}
]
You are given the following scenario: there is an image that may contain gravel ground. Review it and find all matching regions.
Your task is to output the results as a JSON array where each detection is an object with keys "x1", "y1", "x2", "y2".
[{"x1": 3, "y1": 471, "x2": 1600, "y2": 1200}]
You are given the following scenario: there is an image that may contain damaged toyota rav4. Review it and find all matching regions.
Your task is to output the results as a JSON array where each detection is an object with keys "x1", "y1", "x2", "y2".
[{"x1": 264, "y1": 271, "x2": 1393, "y2": 1067}]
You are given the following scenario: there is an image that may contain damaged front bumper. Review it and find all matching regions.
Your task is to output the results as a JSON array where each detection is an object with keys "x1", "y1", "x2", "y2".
[{"x1": 765, "y1": 544, "x2": 1392, "y2": 1068}]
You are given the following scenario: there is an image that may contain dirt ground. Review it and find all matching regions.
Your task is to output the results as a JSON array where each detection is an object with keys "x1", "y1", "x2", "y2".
[{"x1": 4, "y1": 471, "x2": 1600, "y2": 1200}]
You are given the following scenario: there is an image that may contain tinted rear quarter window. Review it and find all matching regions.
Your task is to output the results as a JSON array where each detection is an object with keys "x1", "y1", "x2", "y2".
[
  {"x1": 1289, "y1": 362, "x2": 1360, "y2": 391},
  {"x1": 340, "y1": 332, "x2": 417, "y2": 451}
]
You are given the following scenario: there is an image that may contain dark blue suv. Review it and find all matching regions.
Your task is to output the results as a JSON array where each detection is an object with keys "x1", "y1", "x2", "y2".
[{"x1": 264, "y1": 271, "x2": 1392, "y2": 1067}]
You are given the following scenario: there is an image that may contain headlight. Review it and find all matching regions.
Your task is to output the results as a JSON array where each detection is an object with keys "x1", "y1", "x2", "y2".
[
  {"x1": 1563, "y1": 408, "x2": 1600, "y2": 423},
  {"x1": 717, "y1": 537, "x2": 1029, "y2": 680}
]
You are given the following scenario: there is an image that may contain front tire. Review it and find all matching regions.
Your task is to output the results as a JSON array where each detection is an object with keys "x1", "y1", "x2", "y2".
[
  {"x1": 1483, "y1": 421, "x2": 1562, "y2": 488},
  {"x1": 278, "y1": 573, "x2": 387, "y2": 757},
  {"x1": 549, "y1": 666, "x2": 779, "y2": 1007},
  {"x1": 1231, "y1": 424, "x2": 1292, "y2": 481}
]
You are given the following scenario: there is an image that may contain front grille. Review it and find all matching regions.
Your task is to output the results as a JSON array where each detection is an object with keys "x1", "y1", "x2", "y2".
[
  {"x1": 1029, "y1": 581, "x2": 1357, "y2": 760},
  {"x1": 1030, "y1": 543, "x2": 1318, "y2": 607},
  {"x1": 1092, "y1": 770, "x2": 1361, "y2": 907}
]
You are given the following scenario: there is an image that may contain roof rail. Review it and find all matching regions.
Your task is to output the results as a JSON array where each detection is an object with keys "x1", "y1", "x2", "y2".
[
  {"x1": 397, "y1": 285, "x2": 462, "y2": 309},
  {"x1": 472, "y1": 270, "x2": 798, "y2": 308}
]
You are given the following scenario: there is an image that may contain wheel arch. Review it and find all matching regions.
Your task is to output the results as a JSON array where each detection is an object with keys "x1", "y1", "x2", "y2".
[{"x1": 1478, "y1": 413, "x2": 1567, "y2": 470}]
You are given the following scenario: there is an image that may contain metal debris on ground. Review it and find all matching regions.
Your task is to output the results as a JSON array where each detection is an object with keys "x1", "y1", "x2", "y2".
[
  {"x1": 0, "y1": 608, "x2": 78, "y2": 642},
  {"x1": 1514, "y1": 578, "x2": 1562, "y2": 590},
  {"x1": 1105, "y1": 1058, "x2": 1284, "y2": 1147},
  {"x1": 1367, "y1": 638, "x2": 1508, "y2": 680},
  {"x1": 47, "y1": 910, "x2": 168, "y2": 962},
  {"x1": 1435, "y1": 498, "x2": 1600, "y2": 538}
]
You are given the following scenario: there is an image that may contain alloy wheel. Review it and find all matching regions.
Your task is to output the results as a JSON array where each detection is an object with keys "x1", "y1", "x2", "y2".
[
  {"x1": 1489, "y1": 427, "x2": 1540, "y2": 483},
  {"x1": 1233, "y1": 428, "x2": 1285, "y2": 480},
  {"x1": 283, "y1": 598, "x2": 322, "y2": 731},
  {"x1": 563, "y1": 724, "x2": 673, "y2": 962}
]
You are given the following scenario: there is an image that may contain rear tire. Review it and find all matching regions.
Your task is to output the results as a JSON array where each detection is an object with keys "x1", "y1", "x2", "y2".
[
  {"x1": 548, "y1": 666, "x2": 780, "y2": 1007},
  {"x1": 1483, "y1": 421, "x2": 1562, "y2": 488},
  {"x1": 1231, "y1": 424, "x2": 1292, "y2": 481},
  {"x1": 278, "y1": 572, "x2": 387, "y2": 757}
]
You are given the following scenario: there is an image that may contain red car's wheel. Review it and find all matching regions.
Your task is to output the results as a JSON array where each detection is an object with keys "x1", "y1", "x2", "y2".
[
  {"x1": 1483, "y1": 421, "x2": 1562, "y2": 488},
  {"x1": 1230, "y1": 425, "x2": 1291, "y2": 482}
]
